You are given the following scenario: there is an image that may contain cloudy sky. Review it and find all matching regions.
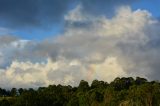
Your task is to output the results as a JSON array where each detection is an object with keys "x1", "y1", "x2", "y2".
[{"x1": 0, "y1": 0, "x2": 160, "y2": 88}]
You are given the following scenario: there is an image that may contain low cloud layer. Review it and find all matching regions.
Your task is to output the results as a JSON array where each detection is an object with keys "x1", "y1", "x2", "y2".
[{"x1": 0, "y1": 5, "x2": 160, "y2": 88}]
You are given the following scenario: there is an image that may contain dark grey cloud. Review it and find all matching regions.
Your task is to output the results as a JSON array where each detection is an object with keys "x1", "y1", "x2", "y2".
[
  {"x1": 0, "y1": 0, "x2": 74, "y2": 28},
  {"x1": 80, "y1": 0, "x2": 138, "y2": 17},
  {"x1": 0, "y1": 0, "x2": 137, "y2": 29}
]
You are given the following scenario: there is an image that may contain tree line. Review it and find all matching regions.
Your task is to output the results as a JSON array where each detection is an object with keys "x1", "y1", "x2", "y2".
[{"x1": 0, "y1": 77, "x2": 160, "y2": 106}]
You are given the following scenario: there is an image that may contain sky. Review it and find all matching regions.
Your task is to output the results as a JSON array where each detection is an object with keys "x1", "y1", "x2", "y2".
[{"x1": 0, "y1": 0, "x2": 160, "y2": 88}]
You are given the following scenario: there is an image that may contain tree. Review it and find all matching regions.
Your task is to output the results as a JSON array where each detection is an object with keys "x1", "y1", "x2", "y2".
[
  {"x1": 18, "y1": 88, "x2": 24, "y2": 95},
  {"x1": 111, "y1": 77, "x2": 135, "y2": 91},
  {"x1": 78, "y1": 80, "x2": 89, "y2": 92},
  {"x1": 11, "y1": 88, "x2": 17, "y2": 96},
  {"x1": 135, "y1": 77, "x2": 147, "y2": 85},
  {"x1": 67, "y1": 97, "x2": 79, "y2": 106},
  {"x1": 91, "y1": 79, "x2": 108, "y2": 89}
]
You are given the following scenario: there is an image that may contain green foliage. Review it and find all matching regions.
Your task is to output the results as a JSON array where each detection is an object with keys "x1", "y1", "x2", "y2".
[
  {"x1": 0, "y1": 99, "x2": 10, "y2": 106},
  {"x1": 67, "y1": 97, "x2": 79, "y2": 106},
  {"x1": 0, "y1": 77, "x2": 160, "y2": 106},
  {"x1": 78, "y1": 80, "x2": 89, "y2": 92},
  {"x1": 91, "y1": 80, "x2": 108, "y2": 89},
  {"x1": 10, "y1": 88, "x2": 17, "y2": 97}
]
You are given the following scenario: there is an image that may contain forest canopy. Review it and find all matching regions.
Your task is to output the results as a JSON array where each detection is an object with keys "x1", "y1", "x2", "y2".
[{"x1": 0, "y1": 77, "x2": 160, "y2": 106}]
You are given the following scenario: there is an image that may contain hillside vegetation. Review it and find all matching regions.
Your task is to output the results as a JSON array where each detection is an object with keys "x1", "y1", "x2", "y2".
[{"x1": 0, "y1": 77, "x2": 160, "y2": 106}]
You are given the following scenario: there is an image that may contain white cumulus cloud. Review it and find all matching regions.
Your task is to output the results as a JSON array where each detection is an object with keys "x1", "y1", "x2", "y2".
[{"x1": 0, "y1": 5, "x2": 160, "y2": 88}]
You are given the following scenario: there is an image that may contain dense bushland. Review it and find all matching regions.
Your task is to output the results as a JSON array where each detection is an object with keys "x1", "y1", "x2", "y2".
[{"x1": 0, "y1": 77, "x2": 160, "y2": 106}]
